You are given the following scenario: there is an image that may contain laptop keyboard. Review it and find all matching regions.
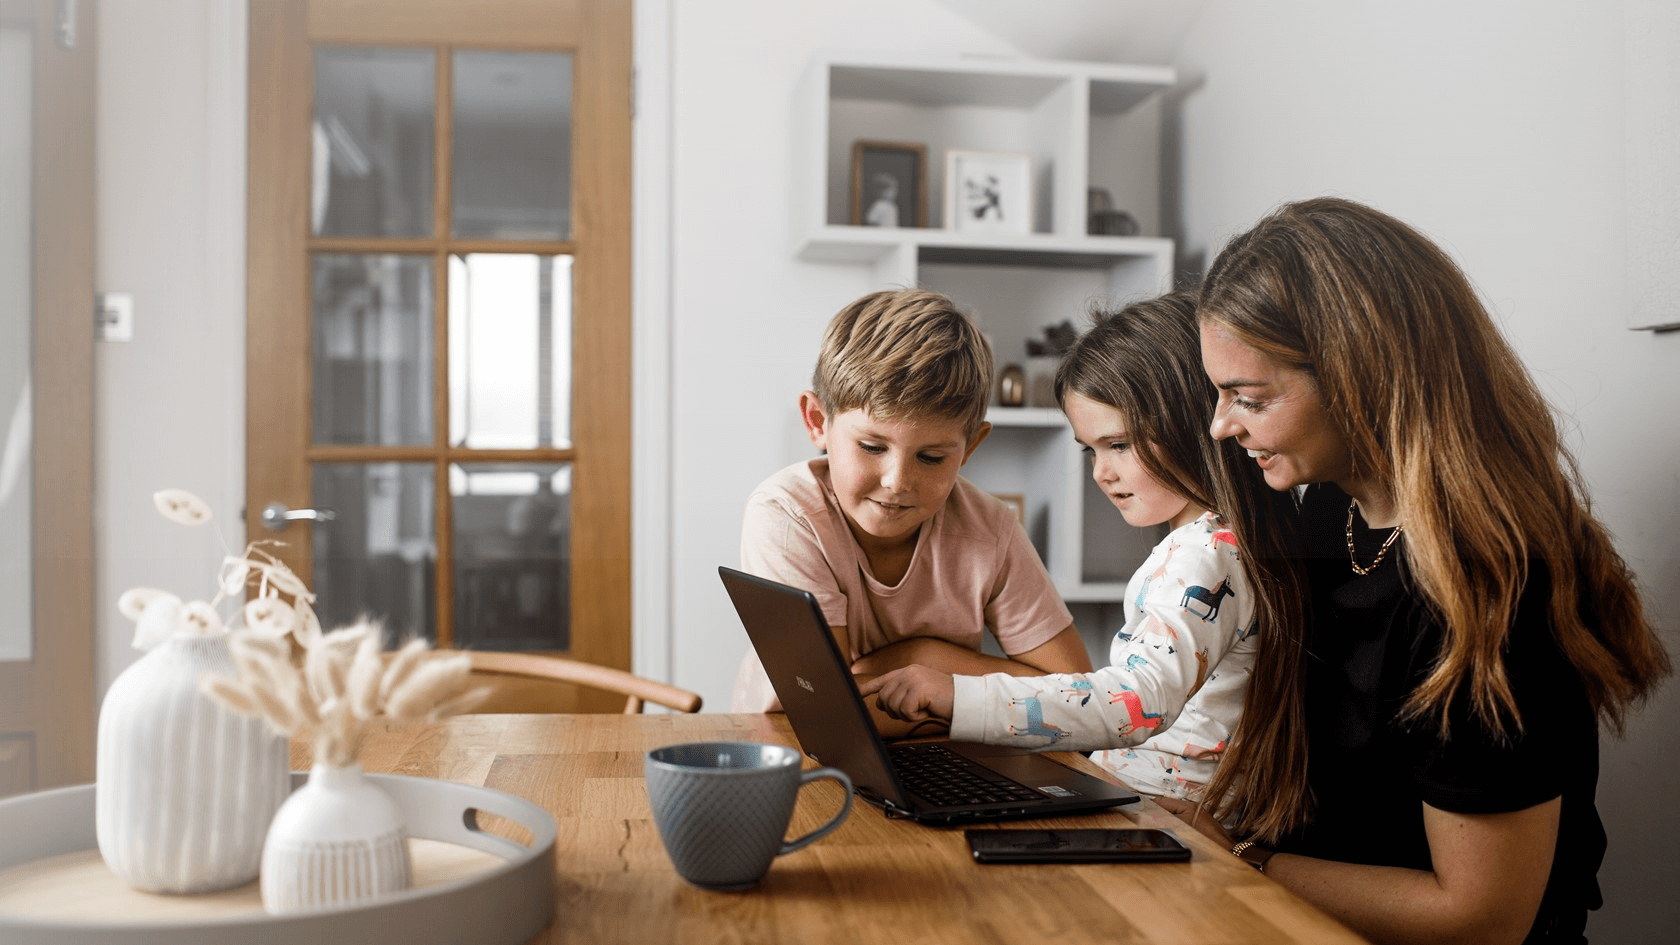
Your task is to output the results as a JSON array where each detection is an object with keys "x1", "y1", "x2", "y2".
[{"x1": 888, "y1": 743, "x2": 1042, "y2": 807}]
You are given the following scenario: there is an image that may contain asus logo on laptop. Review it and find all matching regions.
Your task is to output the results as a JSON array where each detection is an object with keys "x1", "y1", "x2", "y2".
[{"x1": 797, "y1": 676, "x2": 815, "y2": 693}]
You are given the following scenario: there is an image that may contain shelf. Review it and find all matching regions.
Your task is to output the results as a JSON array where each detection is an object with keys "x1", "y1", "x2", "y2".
[
  {"x1": 1061, "y1": 582, "x2": 1132, "y2": 604},
  {"x1": 794, "y1": 52, "x2": 1176, "y2": 605},
  {"x1": 797, "y1": 225, "x2": 1172, "y2": 269},
  {"x1": 985, "y1": 406, "x2": 1065, "y2": 428},
  {"x1": 825, "y1": 55, "x2": 1174, "y2": 115}
]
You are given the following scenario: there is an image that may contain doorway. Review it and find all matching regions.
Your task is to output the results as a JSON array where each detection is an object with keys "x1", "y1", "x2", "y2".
[{"x1": 246, "y1": 0, "x2": 632, "y2": 710}]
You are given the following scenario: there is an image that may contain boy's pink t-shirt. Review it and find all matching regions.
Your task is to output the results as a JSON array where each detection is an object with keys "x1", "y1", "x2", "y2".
[{"x1": 730, "y1": 457, "x2": 1073, "y2": 712}]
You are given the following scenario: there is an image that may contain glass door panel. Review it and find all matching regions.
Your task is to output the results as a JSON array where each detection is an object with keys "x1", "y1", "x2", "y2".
[
  {"x1": 450, "y1": 463, "x2": 571, "y2": 651},
  {"x1": 254, "y1": 4, "x2": 625, "y2": 667},
  {"x1": 448, "y1": 253, "x2": 573, "y2": 449},
  {"x1": 0, "y1": 19, "x2": 31, "y2": 661},
  {"x1": 312, "y1": 47, "x2": 436, "y2": 238},
  {"x1": 311, "y1": 462, "x2": 437, "y2": 640},
  {"x1": 311, "y1": 253, "x2": 434, "y2": 446},
  {"x1": 451, "y1": 51, "x2": 573, "y2": 240}
]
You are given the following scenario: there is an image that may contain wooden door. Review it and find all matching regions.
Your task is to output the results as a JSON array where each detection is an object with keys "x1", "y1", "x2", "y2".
[
  {"x1": 246, "y1": 0, "x2": 631, "y2": 710},
  {"x1": 0, "y1": 0, "x2": 96, "y2": 797}
]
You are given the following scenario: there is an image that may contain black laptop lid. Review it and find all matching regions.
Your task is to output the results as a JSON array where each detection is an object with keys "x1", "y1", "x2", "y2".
[
  {"x1": 719, "y1": 566, "x2": 1138, "y2": 824},
  {"x1": 718, "y1": 566, "x2": 912, "y2": 808}
]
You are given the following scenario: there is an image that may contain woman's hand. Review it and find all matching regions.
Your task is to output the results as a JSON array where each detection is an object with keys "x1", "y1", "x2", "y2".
[
  {"x1": 855, "y1": 665, "x2": 956, "y2": 724},
  {"x1": 1154, "y1": 795, "x2": 1235, "y2": 848}
]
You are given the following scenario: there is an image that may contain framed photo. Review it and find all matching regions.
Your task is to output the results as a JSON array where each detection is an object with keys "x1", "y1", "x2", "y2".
[
  {"x1": 944, "y1": 149, "x2": 1032, "y2": 234},
  {"x1": 991, "y1": 492, "x2": 1027, "y2": 527},
  {"x1": 850, "y1": 140, "x2": 926, "y2": 228}
]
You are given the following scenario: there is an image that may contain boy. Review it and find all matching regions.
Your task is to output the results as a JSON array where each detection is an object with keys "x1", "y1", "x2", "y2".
[{"x1": 730, "y1": 289, "x2": 1091, "y2": 736}]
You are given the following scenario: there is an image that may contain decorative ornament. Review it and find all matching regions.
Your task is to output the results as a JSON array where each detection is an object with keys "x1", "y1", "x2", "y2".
[
  {"x1": 203, "y1": 619, "x2": 489, "y2": 913},
  {"x1": 96, "y1": 490, "x2": 293, "y2": 893}
]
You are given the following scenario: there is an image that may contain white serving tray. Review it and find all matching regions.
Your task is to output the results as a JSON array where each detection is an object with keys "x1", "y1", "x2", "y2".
[{"x1": 0, "y1": 772, "x2": 557, "y2": 945}]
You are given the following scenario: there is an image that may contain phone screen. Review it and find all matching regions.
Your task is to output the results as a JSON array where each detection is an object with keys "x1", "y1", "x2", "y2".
[{"x1": 965, "y1": 828, "x2": 1192, "y2": 863}]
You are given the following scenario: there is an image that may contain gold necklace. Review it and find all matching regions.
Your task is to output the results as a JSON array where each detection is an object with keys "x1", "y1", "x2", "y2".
[{"x1": 1345, "y1": 499, "x2": 1402, "y2": 576}]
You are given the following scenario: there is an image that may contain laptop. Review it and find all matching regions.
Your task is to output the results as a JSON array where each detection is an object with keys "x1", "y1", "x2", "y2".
[{"x1": 719, "y1": 566, "x2": 1139, "y2": 825}]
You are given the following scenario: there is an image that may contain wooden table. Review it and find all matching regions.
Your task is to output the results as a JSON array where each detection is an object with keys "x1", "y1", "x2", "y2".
[{"x1": 303, "y1": 712, "x2": 1369, "y2": 945}]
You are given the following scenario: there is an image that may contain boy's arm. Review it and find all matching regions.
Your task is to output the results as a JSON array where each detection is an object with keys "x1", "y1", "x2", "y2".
[
  {"x1": 1005, "y1": 624, "x2": 1092, "y2": 674},
  {"x1": 849, "y1": 625, "x2": 1088, "y2": 679}
]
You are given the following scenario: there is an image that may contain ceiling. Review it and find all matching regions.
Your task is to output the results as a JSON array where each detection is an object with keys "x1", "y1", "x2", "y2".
[{"x1": 931, "y1": 0, "x2": 1207, "y2": 64}]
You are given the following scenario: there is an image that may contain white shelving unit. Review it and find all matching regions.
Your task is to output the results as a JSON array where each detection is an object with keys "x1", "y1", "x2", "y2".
[{"x1": 792, "y1": 52, "x2": 1177, "y2": 604}]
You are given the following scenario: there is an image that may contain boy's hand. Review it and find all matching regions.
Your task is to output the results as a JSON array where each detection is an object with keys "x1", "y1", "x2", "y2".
[{"x1": 856, "y1": 666, "x2": 956, "y2": 723}]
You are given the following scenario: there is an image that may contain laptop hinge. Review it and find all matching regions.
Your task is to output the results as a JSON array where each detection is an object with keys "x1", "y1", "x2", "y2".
[{"x1": 858, "y1": 786, "x2": 914, "y2": 820}]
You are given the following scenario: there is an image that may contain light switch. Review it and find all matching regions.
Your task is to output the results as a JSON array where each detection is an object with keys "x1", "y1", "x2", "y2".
[{"x1": 97, "y1": 292, "x2": 133, "y2": 342}]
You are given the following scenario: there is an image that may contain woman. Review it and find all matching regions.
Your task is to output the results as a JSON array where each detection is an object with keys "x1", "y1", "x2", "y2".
[{"x1": 1163, "y1": 197, "x2": 1670, "y2": 945}]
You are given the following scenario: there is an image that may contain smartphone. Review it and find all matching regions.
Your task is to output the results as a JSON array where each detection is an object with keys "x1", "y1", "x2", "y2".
[{"x1": 965, "y1": 828, "x2": 1191, "y2": 864}]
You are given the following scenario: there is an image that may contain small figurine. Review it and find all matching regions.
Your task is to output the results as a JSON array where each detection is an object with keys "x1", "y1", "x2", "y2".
[
  {"x1": 1025, "y1": 320, "x2": 1078, "y2": 357},
  {"x1": 998, "y1": 363, "x2": 1026, "y2": 407}
]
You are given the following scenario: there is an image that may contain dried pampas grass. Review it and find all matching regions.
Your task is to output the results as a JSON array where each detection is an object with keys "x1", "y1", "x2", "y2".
[{"x1": 203, "y1": 619, "x2": 489, "y2": 767}]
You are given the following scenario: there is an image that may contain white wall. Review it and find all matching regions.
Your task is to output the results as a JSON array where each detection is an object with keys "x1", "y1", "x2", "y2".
[
  {"x1": 1172, "y1": 3, "x2": 1679, "y2": 942},
  {"x1": 658, "y1": 1, "x2": 1030, "y2": 708},
  {"x1": 95, "y1": 0, "x2": 246, "y2": 695}
]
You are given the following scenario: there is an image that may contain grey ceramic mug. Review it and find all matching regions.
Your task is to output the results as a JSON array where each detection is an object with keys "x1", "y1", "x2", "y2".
[{"x1": 644, "y1": 741, "x2": 853, "y2": 890}]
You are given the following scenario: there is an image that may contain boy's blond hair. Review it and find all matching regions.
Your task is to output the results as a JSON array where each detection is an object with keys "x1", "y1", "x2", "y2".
[{"x1": 811, "y1": 289, "x2": 993, "y2": 435}]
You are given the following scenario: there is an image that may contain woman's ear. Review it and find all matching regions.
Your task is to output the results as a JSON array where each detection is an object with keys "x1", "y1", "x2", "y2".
[{"x1": 799, "y1": 391, "x2": 830, "y2": 451}]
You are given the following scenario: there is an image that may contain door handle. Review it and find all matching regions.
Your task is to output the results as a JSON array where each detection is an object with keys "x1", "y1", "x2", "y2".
[{"x1": 261, "y1": 501, "x2": 338, "y2": 532}]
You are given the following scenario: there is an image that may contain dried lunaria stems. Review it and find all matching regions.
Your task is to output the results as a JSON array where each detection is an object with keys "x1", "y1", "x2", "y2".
[
  {"x1": 118, "y1": 489, "x2": 322, "y2": 652},
  {"x1": 203, "y1": 620, "x2": 490, "y2": 767},
  {"x1": 124, "y1": 488, "x2": 489, "y2": 766}
]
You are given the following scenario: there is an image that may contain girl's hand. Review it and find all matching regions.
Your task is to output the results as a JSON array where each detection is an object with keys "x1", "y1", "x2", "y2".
[
  {"x1": 1155, "y1": 795, "x2": 1236, "y2": 848},
  {"x1": 855, "y1": 665, "x2": 956, "y2": 723}
]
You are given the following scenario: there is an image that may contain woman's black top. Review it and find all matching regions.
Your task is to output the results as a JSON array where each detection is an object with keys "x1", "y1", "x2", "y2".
[{"x1": 1279, "y1": 483, "x2": 1605, "y2": 944}]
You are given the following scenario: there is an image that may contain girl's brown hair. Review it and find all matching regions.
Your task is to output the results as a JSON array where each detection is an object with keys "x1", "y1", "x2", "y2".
[
  {"x1": 1054, "y1": 291, "x2": 1273, "y2": 521},
  {"x1": 1197, "y1": 197, "x2": 1670, "y2": 842}
]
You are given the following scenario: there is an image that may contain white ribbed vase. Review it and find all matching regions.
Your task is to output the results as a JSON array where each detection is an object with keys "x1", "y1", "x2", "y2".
[
  {"x1": 260, "y1": 762, "x2": 412, "y2": 914},
  {"x1": 95, "y1": 632, "x2": 291, "y2": 893}
]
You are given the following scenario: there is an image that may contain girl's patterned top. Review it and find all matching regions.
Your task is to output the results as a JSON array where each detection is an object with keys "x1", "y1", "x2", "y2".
[{"x1": 948, "y1": 511, "x2": 1257, "y2": 799}]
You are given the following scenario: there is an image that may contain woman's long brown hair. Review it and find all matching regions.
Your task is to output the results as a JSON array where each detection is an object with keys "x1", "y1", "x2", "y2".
[{"x1": 1196, "y1": 197, "x2": 1671, "y2": 842}]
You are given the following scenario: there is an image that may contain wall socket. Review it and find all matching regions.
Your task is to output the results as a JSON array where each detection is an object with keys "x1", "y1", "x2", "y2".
[{"x1": 97, "y1": 292, "x2": 134, "y2": 342}]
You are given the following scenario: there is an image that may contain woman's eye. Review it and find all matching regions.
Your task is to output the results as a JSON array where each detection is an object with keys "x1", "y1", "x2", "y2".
[
  {"x1": 1110, "y1": 441, "x2": 1131, "y2": 453},
  {"x1": 1224, "y1": 391, "x2": 1264, "y2": 412}
]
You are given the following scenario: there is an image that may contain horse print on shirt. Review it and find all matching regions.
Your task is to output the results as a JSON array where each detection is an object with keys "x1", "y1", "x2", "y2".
[
  {"x1": 1180, "y1": 577, "x2": 1234, "y2": 622},
  {"x1": 1008, "y1": 695, "x2": 1071, "y2": 741}
]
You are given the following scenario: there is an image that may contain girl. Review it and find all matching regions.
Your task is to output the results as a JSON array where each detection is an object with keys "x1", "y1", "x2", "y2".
[
  {"x1": 1169, "y1": 197, "x2": 1671, "y2": 944},
  {"x1": 860, "y1": 291, "x2": 1292, "y2": 799}
]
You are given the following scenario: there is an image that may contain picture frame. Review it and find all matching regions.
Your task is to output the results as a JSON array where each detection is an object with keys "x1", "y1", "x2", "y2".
[
  {"x1": 944, "y1": 149, "x2": 1032, "y2": 234},
  {"x1": 991, "y1": 492, "x2": 1027, "y2": 527},
  {"x1": 850, "y1": 140, "x2": 926, "y2": 228}
]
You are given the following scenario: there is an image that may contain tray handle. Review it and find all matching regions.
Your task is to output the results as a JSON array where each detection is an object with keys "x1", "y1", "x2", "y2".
[{"x1": 365, "y1": 773, "x2": 559, "y2": 861}]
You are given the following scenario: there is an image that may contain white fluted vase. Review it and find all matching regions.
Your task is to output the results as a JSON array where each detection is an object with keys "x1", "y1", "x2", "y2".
[
  {"x1": 260, "y1": 762, "x2": 412, "y2": 914},
  {"x1": 95, "y1": 632, "x2": 291, "y2": 893}
]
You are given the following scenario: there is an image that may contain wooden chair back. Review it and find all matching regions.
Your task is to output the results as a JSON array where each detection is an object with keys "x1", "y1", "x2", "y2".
[{"x1": 462, "y1": 651, "x2": 703, "y2": 714}]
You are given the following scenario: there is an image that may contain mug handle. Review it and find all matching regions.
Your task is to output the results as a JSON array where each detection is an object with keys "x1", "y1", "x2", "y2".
[{"x1": 779, "y1": 766, "x2": 854, "y2": 855}]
